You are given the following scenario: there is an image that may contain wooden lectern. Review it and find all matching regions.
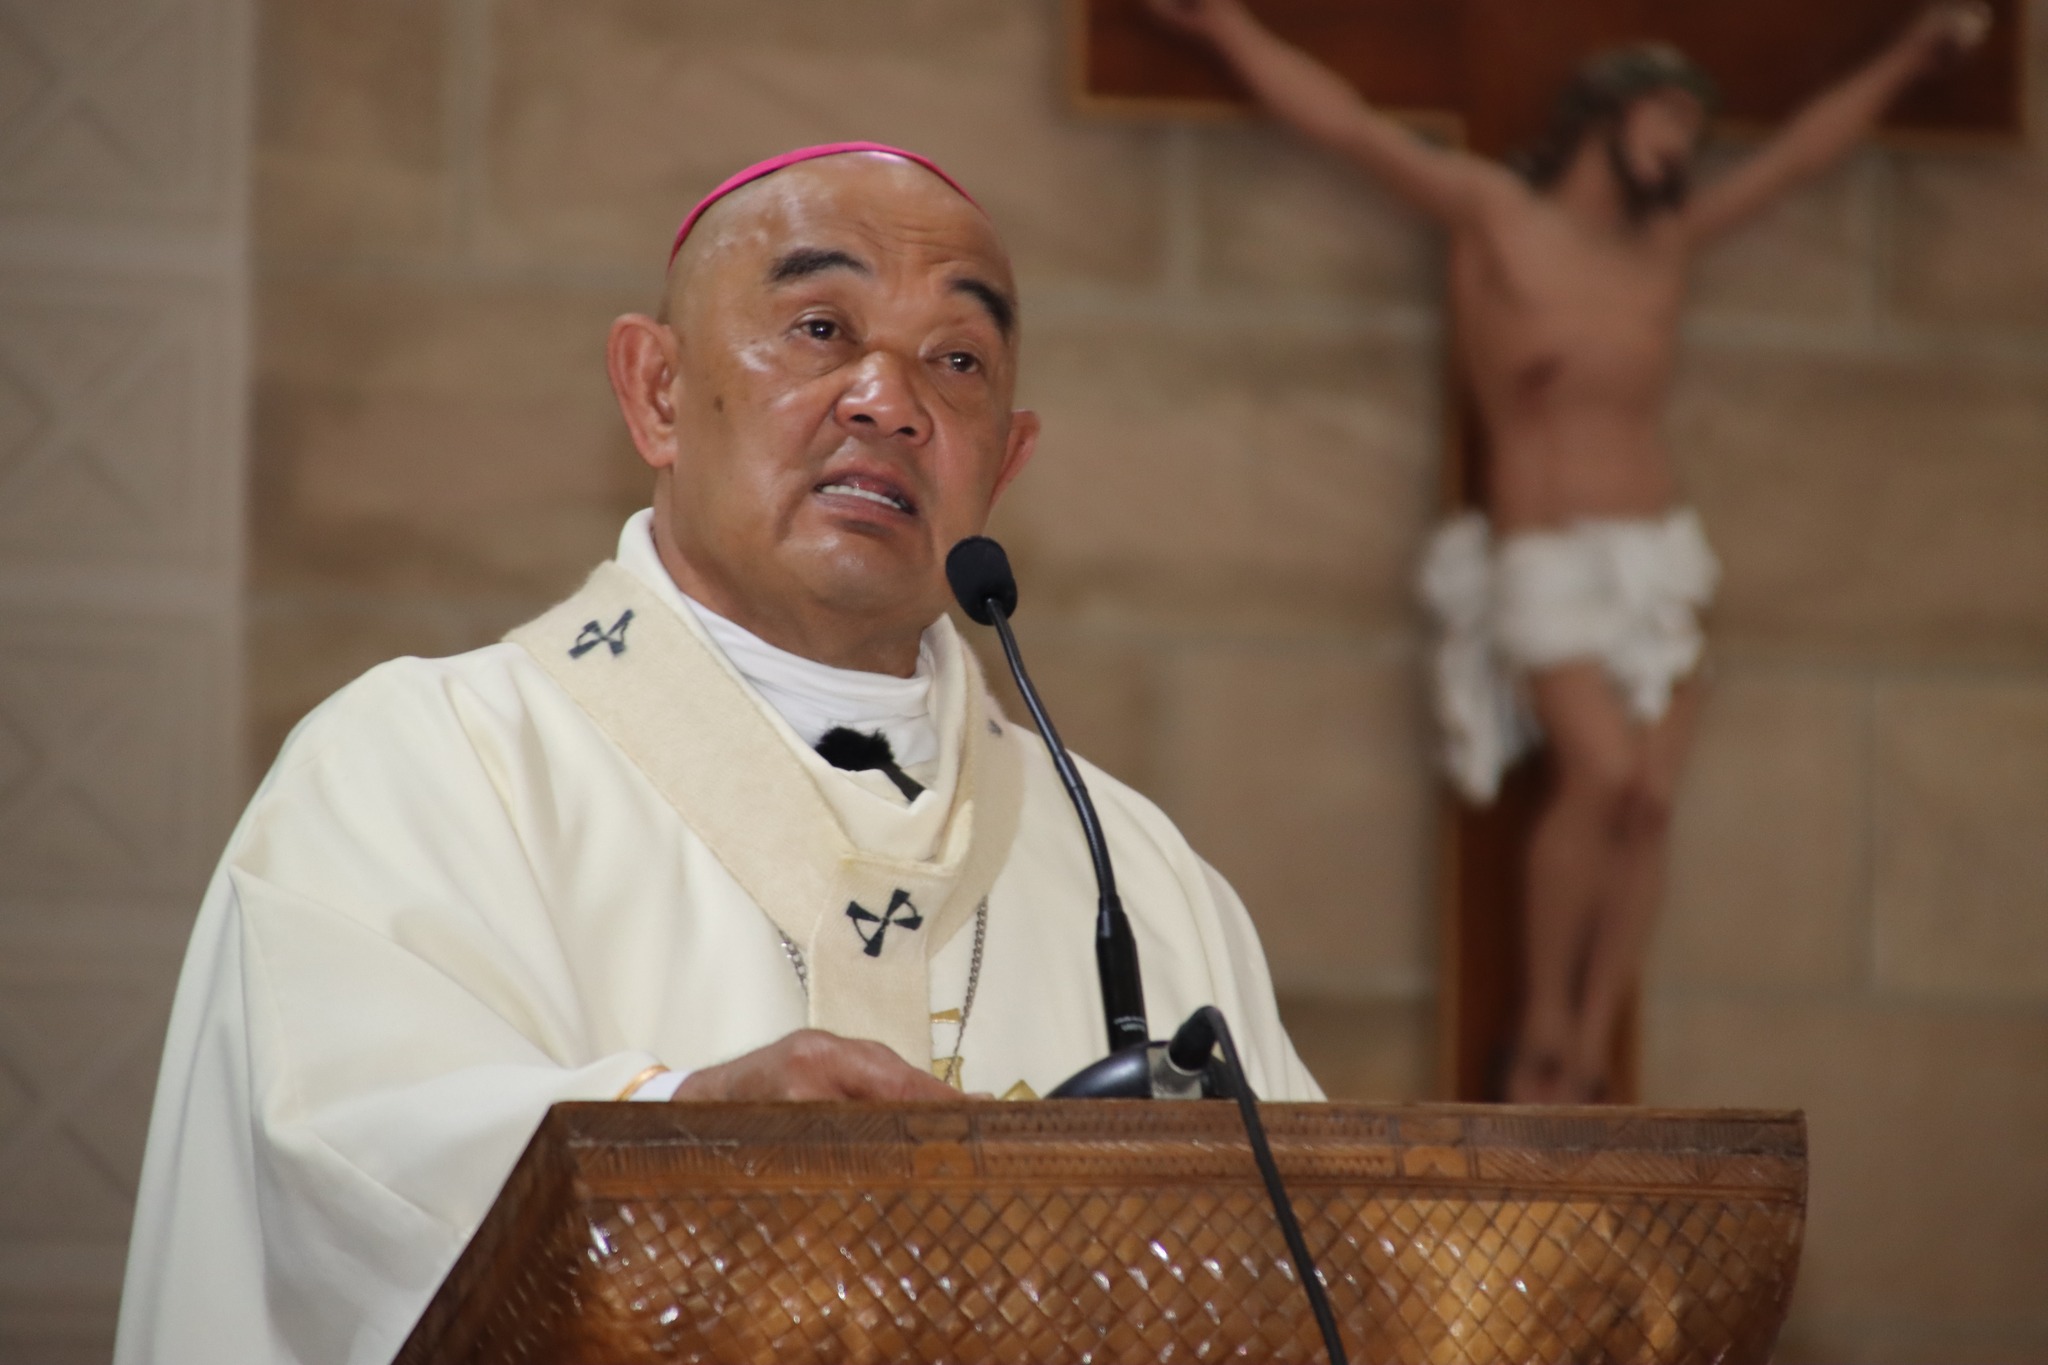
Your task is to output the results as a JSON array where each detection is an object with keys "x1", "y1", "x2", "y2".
[{"x1": 397, "y1": 1101, "x2": 1806, "y2": 1364}]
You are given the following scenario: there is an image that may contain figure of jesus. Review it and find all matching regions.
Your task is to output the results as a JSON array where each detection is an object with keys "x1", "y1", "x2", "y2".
[{"x1": 1148, "y1": 0, "x2": 1992, "y2": 1103}]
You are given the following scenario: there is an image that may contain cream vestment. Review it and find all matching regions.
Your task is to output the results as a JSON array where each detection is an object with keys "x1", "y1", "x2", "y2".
[
  {"x1": 115, "y1": 514, "x2": 1319, "y2": 1365},
  {"x1": 1419, "y1": 509, "x2": 1720, "y2": 804}
]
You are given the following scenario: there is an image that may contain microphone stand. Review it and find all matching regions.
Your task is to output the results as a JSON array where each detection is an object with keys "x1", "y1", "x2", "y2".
[
  {"x1": 981, "y1": 592, "x2": 1150, "y2": 1058},
  {"x1": 947, "y1": 538, "x2": 1349, "y2": 1365}
]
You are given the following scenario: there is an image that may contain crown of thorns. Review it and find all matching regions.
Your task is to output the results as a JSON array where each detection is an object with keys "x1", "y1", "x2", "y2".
[
  {"x1": 1558, "y1": 43, "x2": 1723, "y2": 124},
  {"x1": 1512, "y1": 43, "x2": 1720, "y2": 186}
]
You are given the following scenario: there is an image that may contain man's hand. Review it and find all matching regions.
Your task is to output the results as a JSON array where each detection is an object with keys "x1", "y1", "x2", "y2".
[
  {"x1": 670, "y1": 1029, "x2": 963, "y2": 1102},
  {"x1": 1907, "y1": 1, "x2": 1993, "y2": 69}
]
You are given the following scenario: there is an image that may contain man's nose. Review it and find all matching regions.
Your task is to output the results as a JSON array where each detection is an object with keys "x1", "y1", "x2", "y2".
[{"x1": 834, "y1": 352, "x2": 930, "y2": 444}]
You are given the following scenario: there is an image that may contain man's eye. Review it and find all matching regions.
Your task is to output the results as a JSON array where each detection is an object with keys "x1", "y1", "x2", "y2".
[
  {"x1": 801, "y1": 318, "x2": 840, "y2": 342},
  {"x1": 943, "y1": 351, "x2": 981, "y2": 374}
]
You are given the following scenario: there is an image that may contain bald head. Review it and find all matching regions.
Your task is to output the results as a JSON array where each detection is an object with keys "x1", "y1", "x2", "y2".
[
  {"x1": 605, "y1": 148, "x2": 1039, "y2": 676},
  {"x1": 664, "y1": 152, "x2": 1014, "y2": 339}
]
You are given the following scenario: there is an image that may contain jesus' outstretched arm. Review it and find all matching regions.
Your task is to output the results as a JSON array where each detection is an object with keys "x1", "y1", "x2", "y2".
[
  {"x1": 1144, "y1": 0, "x2": 1511, "y2": 225},
  {"x1": 1688, "y1": 1, "x2": 1992, "y2": 242}
]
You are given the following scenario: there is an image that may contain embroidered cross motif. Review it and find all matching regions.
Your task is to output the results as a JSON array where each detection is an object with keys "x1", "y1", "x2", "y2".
[
  {"x1": 846, "y1": 888, "x2": 923, "y2": 959},
  {"x1": 569, "y1": 609, "x2": 634, "y2": 659}
]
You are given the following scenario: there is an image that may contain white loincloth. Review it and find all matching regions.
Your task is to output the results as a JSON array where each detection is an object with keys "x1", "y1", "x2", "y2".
[{"x1": 1418, "y1": 508, "x2": 1720, "y2": 804}]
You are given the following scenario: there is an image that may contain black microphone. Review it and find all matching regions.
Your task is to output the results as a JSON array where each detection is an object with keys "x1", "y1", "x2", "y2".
[
  {"x1": 947, "y1": 538, "x2": 1348, "y2": 1365},
  {"x1": 946, "y1": 536, "x2": 1149, "y2": 1056}
]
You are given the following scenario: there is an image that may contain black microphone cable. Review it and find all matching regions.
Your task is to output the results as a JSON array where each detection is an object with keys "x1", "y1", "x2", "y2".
[
  {"x1": 945, "y1": 538, "x2": 1344, "y2": 1365},
  {"x1": 1174, "y1": 1006, "x2": 1349, "y2": 1365}
]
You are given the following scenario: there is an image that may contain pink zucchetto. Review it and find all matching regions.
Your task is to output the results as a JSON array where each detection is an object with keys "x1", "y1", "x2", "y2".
[{"x1": 668, "y1": 142, "x2": 982, "y2": 267}]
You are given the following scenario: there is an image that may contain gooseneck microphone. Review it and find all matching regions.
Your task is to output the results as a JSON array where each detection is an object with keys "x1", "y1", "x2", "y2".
[
  {"x1": 946, "y1": 536, "x2": 1149, "y2": 1055},
  {"x1": 945, "y1": 536, "x2": 1349, "y2": 1365}
]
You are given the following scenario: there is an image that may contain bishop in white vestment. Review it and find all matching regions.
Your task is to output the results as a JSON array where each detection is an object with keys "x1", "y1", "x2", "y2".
[{"x1": 116, "y1": 142, "x2": 1321, "y2": 1365}]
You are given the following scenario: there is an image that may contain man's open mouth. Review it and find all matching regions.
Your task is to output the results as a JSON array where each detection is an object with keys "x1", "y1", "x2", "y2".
[{"x1": 816, "y1": 478, "x2": 916, "y2": 516}]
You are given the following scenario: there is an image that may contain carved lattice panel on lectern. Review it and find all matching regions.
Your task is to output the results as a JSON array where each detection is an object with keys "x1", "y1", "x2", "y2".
[{"x1": 398, "y1": 1101, "x2": 1806, "y2": 1365}]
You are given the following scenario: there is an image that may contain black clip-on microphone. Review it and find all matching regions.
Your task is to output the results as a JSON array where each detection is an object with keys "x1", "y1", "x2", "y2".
[{"x1": 946, "y1": 536, "x2": 1349, "y2": 1365}]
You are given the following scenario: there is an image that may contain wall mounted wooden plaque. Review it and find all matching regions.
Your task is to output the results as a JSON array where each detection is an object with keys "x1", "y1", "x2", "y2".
[{"x1": 398, "y1": 1100, "x2": 1806, "y2": 1365}]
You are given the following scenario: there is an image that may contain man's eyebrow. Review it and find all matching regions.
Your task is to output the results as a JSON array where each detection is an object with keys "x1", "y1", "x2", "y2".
[
  {"x1": 767, "y1": 247, "x2": 870, "y2": 284},
  {"x1": 952, "y1": 276, "x2": 1016, "y2": 338}
]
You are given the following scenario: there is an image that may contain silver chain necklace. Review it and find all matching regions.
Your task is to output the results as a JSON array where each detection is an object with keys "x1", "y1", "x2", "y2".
[{"x1": 777, "y1": 898, "x2": 988, "y2": 1085}]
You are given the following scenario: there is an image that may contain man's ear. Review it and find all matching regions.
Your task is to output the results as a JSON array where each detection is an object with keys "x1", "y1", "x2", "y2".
[
  {"x1": 607, "y1": 314, "x2": 682, "y2": 472},
  {"x1": 988, "y1": 409, "x2": 1041, "y2": 506}
]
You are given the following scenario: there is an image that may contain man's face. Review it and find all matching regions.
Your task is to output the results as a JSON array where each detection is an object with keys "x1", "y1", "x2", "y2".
[
  {"x1": 653, "y1": 155, "x2": 1034, "y2": 648},
  {"x1": 1610, "y1": 89, "x2": 1705, "y2": 219}
]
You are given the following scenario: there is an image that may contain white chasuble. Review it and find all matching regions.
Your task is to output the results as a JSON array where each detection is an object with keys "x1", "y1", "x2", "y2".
[{"x1": 116, "y1": 528, "x2": 1323, "y2": 1365}]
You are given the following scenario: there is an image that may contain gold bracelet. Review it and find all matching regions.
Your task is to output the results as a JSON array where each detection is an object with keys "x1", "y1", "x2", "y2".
[{"x1": 615, "y1": 1063, "x2": 672, "y2": 1101}]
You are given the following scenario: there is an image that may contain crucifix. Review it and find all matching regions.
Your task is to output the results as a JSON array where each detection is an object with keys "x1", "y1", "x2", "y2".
[{"x1": 1070, "y1": 0, "x2": 2024, "y2": 1104}]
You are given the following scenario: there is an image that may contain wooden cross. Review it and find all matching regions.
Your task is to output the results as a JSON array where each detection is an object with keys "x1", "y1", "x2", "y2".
[
  {"x1": 1076, "y1": 0, "x2": 2025, "y2": 155},
  {"x1": 1073, "y1": 0, "x2": 2024, "y2": 1103}
]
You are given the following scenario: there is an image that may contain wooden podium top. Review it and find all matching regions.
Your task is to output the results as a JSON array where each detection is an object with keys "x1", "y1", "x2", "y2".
[{"x1": 398, "y1": 1099, "x2": 1806, "y2": 1365}]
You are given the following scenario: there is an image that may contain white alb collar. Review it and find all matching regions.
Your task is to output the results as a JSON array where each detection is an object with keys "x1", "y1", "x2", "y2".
[{"x1": 613, "y1": 509, "x2": 940, "y2": 768}]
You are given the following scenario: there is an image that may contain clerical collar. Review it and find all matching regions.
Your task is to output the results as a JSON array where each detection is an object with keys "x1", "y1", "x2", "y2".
[{"x1": 613, "y1": 509, "x2": 940, "y2": 769}]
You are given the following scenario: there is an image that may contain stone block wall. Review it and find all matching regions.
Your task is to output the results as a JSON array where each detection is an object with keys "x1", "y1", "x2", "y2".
[
  {"x1": 245, "y1": 1, "x2": 2048, "y2": 1361},
  {"x1": 1647, "y1": 18, "x2": 2048, "y2": 1354},
  {"x1": 0, "y1": 0, "x2": 252, "y2": 1359}
]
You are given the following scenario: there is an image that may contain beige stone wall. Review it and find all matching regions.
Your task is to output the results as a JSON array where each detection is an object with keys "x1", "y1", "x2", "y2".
[
  {"x1": 249, "y1": 1, "x2": 2048, "y2": 1361},
  {"x1": 0, "y1": 0, "x2": 252, "y2": 1359},
  {"x1": 1646, "y1": 17, "x2": 2048, "y2": 1356}
]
